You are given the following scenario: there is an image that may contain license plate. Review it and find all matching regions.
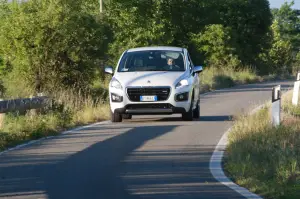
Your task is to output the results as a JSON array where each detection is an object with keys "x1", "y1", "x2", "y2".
[{"x1": 140, "y1": 96, "x2": 157, "y2": 102}]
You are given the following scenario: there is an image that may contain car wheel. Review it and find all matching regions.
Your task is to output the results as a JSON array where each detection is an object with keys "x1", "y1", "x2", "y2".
[
  {"x1": 182, "y1": 100, "x2": 194, "y2": 121},
  {"x1": 193, "y1": 100, "x2": 200, "y2": 119},
  {"x1": 111, "y1": 111, "x2": 122, "y2": 123},
  {"x1": 122, "y1": 114, "x2": 132, "y2": 119}
]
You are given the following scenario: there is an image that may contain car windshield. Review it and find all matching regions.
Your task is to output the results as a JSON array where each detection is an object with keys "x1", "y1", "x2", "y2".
[{"x1": 117, "y1": 50, "x2": 185, "y2": 72}]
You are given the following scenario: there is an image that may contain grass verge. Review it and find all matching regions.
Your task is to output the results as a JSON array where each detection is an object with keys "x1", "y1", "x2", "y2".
[
  {"x1": 200, "y1": 66, "x2": 292, "y2": 93},
  {"x1": 0, "y1": 89, "x2": 110, "y2": 151},
  {"x1": 225, "y1": 91, "x2": 300, "y2": 199}
]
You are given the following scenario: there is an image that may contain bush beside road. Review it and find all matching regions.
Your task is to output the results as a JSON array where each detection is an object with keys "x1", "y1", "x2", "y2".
[
  {"x1": 0, "y1": 90, "x2": 110, "y2": 151},
  {"x1": 225, "y1": 90, "x2": 300, "y2": 199}
]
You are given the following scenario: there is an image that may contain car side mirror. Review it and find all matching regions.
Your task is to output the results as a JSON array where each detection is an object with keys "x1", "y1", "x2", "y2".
[
  {"x1": 105, "y1": 66, "x2": 114, "y2": 75},
  {"x1": 194, "y1": 66, "x2": 203, "y2": 74}
]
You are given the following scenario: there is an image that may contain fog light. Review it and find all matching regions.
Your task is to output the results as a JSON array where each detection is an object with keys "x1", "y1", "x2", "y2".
[
  {"x1": 175, "y1": 92, "x2": 189, "y2": 101},
  {"x1": 111, "y1": 93, "x2": 123, "y2": 102}
]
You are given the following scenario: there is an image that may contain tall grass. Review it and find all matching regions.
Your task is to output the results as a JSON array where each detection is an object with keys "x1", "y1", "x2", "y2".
[
  {"x1": 200, "y1": 66, "x2": 259, "y2": 93},
  {"x1": 225, "y1": 91, "x2": 300, "y2": 199},
  {"x1": 0, "y1": 88, "x2": 110, "y2": 151},
  {"x1": 50, "y1": 89, "x2": 110, "y2": 125}
]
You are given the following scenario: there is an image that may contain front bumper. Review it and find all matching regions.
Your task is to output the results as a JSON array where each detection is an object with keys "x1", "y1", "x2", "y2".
[{"x1": 114, "y1": 104, "x2": 187, "y2": 115}]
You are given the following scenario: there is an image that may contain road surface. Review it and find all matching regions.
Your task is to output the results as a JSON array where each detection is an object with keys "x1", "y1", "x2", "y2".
[{"x1": 0, "y1": 80, "x2": 293, "y2": 199}]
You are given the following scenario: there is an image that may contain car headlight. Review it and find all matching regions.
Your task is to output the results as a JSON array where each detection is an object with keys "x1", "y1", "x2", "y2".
[
  {"x1": 110, "y1": 78, "x2": 123, "y2": 90},
  {"x1": 175, "y1": 79, "x2": 189, "y2": 89}
]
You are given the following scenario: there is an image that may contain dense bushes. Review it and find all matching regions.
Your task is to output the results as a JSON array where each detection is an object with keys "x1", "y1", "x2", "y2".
[
  {"x1": 0, "y1": 0, "x2": 110, "y2": 97},
  {"x1": 104, "y1": 0, "x2": 273, "y2": 70}
]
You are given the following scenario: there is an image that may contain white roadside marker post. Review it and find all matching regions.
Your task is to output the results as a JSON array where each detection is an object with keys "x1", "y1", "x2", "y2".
[
  {"x1": 272, "y1": 85, "x2": 281, "y2": 127},
  {"x1": 292, "y1": 72, "x2": 300, "y2": 106}
]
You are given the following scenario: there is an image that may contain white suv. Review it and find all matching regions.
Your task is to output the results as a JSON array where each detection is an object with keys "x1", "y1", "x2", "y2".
[{"x1": 105, "y1": 46, "x2": 203, "y2": 122}]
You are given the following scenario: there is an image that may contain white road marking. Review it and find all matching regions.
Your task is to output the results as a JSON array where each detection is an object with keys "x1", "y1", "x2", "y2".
[{"x1": 209, "y1": 103, "x2": 267, "y2": 199}]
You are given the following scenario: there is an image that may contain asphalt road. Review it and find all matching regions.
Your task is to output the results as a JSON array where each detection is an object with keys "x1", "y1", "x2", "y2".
[{"x1": 0, "y1": 80, "x2": 293, "y2": 199}]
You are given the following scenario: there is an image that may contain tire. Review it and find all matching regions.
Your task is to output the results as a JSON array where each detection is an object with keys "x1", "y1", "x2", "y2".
[
  {"x1": 182, "y1": 99, "x2": 194, "y2": 121},
  {"x1": 122, "y1": 114, "x2": 132, "y2": 119},
  {"x1": 193, "y1": 100, "x2": 200, "y2": 119},
  {"x1": 111, "y1": 111, "x2": 122, "y2": 123}
]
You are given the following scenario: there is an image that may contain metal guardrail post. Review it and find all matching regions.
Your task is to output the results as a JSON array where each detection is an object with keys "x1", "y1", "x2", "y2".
[{"x1": 272, "y1": 85, "x2": 281, "y2": 127}]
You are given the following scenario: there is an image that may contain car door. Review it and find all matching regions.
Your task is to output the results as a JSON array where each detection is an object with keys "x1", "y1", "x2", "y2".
[{"x1": 187, "y1": 52, "x2": 200, "y2": 106}]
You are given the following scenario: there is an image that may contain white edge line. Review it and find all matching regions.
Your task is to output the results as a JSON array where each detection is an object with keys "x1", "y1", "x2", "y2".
[
  {"x1": 0, "y1": 120, "x2": 111, "y2": 156},
  {"x1": 209, "y1": 103, "x2": 267, "y2": 199}
]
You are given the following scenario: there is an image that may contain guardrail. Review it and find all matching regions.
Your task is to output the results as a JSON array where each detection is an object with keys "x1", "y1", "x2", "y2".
[{"x1": 0, "y1": 96, "x2": 50, "y2": 114}]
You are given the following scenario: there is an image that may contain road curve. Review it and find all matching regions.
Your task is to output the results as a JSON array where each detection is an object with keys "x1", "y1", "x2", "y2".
[{"x1": 0, "y1": 80, "x2": 293, "y2": 199}]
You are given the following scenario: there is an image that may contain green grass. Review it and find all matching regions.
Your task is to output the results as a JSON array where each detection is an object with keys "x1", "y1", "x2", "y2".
[
  {"x1": 200, "y1": 65, "x2": 294, "y2": 93},
  {"x1": 0, "y1": 89, "x2": 110, "y2": 151},
  {"x1": 283, "y1": 92, "x2": 300, "y2": 117},
  {"x1": 225, "y1": 91, "x2": 300, "y2": 199},
  {"x1": 200, "y1": 66, "x2": 260, "y2": 93}
]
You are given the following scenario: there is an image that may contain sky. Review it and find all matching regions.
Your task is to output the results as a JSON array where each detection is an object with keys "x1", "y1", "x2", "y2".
[{"x1": 269, "y1": 0, "x2": 300, "y2": 9}]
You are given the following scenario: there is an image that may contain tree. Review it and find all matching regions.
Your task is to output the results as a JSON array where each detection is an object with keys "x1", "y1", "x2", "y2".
[
  {"x1": 105, "y1": 0, "x2": 174, "y2": 66},
  {"x1": 104, "y1": 0, "x2": 272, "y2": 68},
  {"x1": 271, "y1": 1, "x2": 300, "y2": 74},
  {"x1": 218, "y1": 0, "x2": 273, "y2": 68},
  {"x1": 0, "y1": 0, "x2": 110, "y2": 97},
  {"x1": 272, "y1": 1, "x2": 300, "y2": 51},
  {"x1": 268, "y1": 20, "x2": 293, "y2": 74},
  {"x1": 191, "y1": 24, "x2": 241, "y2": 68}
]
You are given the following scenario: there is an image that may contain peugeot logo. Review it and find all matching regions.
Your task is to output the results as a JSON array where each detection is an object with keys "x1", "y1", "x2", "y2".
[{"x1": 147, "y1": 80, "x2": 151, "y2": 84}]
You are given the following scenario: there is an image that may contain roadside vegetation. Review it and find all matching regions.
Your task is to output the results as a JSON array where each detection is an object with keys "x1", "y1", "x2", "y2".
[
  {"x1": 0, "y1": 0, "x2": 299, "y2": 150},
  {"x1": 225, "y1": 90, "x2": 300, "y2": 199},
  {"x1": 0, "y1": 90, "x2": 110, "y2": 150}
]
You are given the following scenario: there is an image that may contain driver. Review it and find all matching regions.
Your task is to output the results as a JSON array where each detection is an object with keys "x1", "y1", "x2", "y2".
[{"x1": 166, "y1": 58, "x2": 179, "y2": 70}]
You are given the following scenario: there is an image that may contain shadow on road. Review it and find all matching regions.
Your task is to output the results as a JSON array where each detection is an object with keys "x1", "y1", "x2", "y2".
[
  {"x1": 0, "y1": 123, "x2": 243, "y2": 199},
  {"x1": 200, "y1": 115, "x2": 233, "y2": 121},
  {"x1": 120, "y1": 146, "x2": 243, "y2": 199},
  {"x1": 44, "y1": 125, "x2": 180, "y2": 199},
  {"x1": 125, "y1": 115, "x2": 233, "y2": 123}
]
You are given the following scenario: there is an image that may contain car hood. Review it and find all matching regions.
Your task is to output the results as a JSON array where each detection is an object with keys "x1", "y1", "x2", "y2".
[{"x1": 114, "y1": 71, "x2": 187, "y2": 88}]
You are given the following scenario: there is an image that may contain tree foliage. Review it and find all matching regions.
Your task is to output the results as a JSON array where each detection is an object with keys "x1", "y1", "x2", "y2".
[
  {"x1": 191, "y1": 24, "x2": 240, "y2": 68},
  {"x1": 269, "y1": 20, "x2": 293, "y2": 74},
  {"x1": 272, "y1": 1, "x2": 300, "y2": 51},
  {"x1": 0, "y1": 0, "x2": 110, "y2": 96},
  {"x1": 105, "y1": 0, "x2": 272, "y2": 71},
  {"x1": 0, "y1": 0, "x2": 296, "y2": 98},
  {"x1": 271, "y1": 1, "x2": 300, "y2": 73}
]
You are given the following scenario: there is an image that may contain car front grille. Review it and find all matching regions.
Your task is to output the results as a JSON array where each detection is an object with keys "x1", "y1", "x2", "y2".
[{"x1": 127, "y1": 87, "x2": 171, "y2": 102}]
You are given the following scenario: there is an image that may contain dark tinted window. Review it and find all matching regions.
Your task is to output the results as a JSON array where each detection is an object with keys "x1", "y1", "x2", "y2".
[{"x1": 118, "y1": 50, "x2": 185, "y2": 72}]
